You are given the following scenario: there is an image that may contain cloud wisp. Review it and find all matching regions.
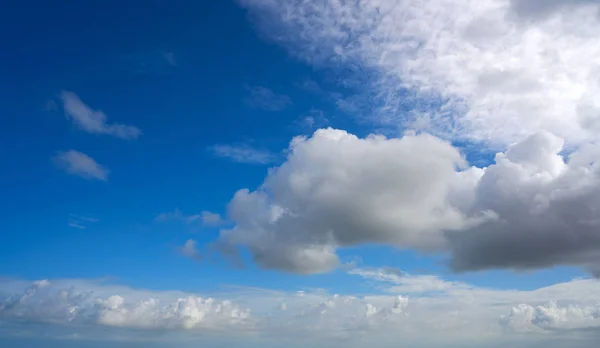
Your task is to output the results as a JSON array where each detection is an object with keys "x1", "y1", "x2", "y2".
[
  {"x1": 243, "y1": 85, "x2": 292, "y2": 111},
  {"x1": 53, "y1": 150, "x2": 109, "y2": 181},
  {"x1": 60, "y1": 91, "x2": 141, "y2": 140},
  {"x1": 210, "y1": 144, "x2": 278, "y2": 164},
  {"x1": 239, "y1": 0, "x2": 600, "y2": 147}
]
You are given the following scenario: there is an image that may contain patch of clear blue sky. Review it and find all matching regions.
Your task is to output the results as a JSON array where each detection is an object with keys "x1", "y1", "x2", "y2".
[{"x1": 0, "y1": 0, "x2": 584, "y2": 296}]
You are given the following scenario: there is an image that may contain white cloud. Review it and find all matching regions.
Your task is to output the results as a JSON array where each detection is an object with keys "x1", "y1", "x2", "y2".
[
  {"x1": 53, "y1": 150, "x2": 109, "y2": 181},
  {"x1": 0, "y1": 279, "x2": 252, "y2": 332},
  {"x1": 502, "y1": 302, "x2": 600, "y2": 333},
  {"x1": 243, "y1": 85, "x2": 292, "y2": 111},
  {"x1": 1, "y1": 273, "x2": 600, "y2": 346},
  {"x1": 239, "y1": 0, "x2": 600, "y2": 147},
  {"x1": 211, "y1": 144, "x2": 277, "y2": 164},
  {"x1": 60, "y1": 91, "x2": 141, "y2": 139},
  {"x1": 215, "y1": 128, "x2": 600, "y2": 275}
]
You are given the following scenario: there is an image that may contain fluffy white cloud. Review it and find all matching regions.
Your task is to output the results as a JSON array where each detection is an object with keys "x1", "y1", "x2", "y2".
[
  {"x1": 502, "y1": 302, "x2": 600, "y2": 333},
  {"x1": 0, "y1": 280, "x2": 251, "y2": 331},
  {"x1": 53, "y1": 150, "x2": 109, "y2": 181},
  {"x1": 239, "y1": 0, "x2": 600, "y2": 147},
  {"x1": 216, "y1": 128, "x2": 600, "y2": 274},
  {"x1": 60, "y1": 91, "x2": 141, "y2": 139}
]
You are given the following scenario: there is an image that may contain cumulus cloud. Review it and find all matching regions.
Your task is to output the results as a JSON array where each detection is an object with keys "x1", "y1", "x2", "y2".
[
  {"x1": 53, "y1": 150, "x2": 109, "y2": 181},
  {"x1": 239, "y1": 0, "x2": 600, "y2": 147},
  {"x1": 214, "y1": 128, "x2": 600, "y2": 275},
  {"x1": 2, "y1": 274, "x2": 600, "y2": 346},
  {"x1": 211, "y1": 144, "x2": 277, "y2": 164},
  {"x1": 502, "y1": 302, "x2": 600, "y2": 333},
  {"x1": 60, "y1": 91, "x2": 141, "y2": 139},
  {"x1": 243, "y1": 85, "x2": 292, "y2": 111},
  {"x1": 0, "y1": 280, "x2": 252, "y2": 332}
]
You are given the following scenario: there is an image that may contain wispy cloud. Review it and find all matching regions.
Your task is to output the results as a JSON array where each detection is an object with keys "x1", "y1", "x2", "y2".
[
  {"x1": 295, "y1": 108, "x2": 329, "y2": 131},
  {"x1": 155, "y1": 209, "x2": 224, "y2": 226},
  {"x1": 59, "y1": 91, "x2": 141, "y2": 140},
  {"x1": 243, "y1": 85, "x2": 292, "y2": 111},
  {"x1": 210, "y1": 144, "x2": 277, "y2": 164},
  {"x1": 53, "y1": 150, "x2": 109, "y2": 181},
  {"x1": 239, "y1": 0, "x2": 600, "y2": 146},
  {"x1": 199, "y1": 211, "x2": 224, "y2": 226},
  {"x1": 162, "y1": 51, "x2": 177, "y2": 66},
  {"x1": 68, "y1": 214, "x2": 99, "y2": 229}
]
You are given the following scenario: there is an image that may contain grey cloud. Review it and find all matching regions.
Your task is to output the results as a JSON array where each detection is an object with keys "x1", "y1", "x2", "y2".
[
  {"x1": 214, "y1": 128, "x2": 600, "y2": 275},
  {"x1": 52, "y1": 150, "x2": 109, "y2": 181}
]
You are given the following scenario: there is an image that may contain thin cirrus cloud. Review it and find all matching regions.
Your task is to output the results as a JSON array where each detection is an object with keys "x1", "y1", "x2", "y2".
[
  {"x1": 1, "y1": 269, "x2": 600, "y2": 346},
  {"x1": 52, "y1": 150, "x2": 109, "y2": 181},
  {"x1": 243, "y1": 85, "x2": 292, "y2": 111},
  {"x1": 59, "y1": 91, "x2": 141, "y2": 140},
  {"x1": 238, "y1": 0, "x2": 600, "y2": 147},
  {"x1": 210, "y1": 143, "x2": 277, "y2": 164}
]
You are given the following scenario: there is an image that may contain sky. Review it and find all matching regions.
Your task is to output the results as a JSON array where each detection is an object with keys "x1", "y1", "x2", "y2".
[{"x1": 1, "y1": 0, "x2": 600, "y2": 347}]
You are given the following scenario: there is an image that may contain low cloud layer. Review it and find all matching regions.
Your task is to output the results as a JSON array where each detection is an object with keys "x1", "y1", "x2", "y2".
[
  {"x1": 1, "y1": 272, "x2": 599, "y2": 346},
  {"x1": 216, "y1": 128, "x2": 600, "y2": 275}
]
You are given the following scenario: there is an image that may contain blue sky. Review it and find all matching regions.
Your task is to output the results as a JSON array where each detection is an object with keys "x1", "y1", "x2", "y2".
[{"x1": 2, "y1": 0, "x2": 600, "y2": 347}]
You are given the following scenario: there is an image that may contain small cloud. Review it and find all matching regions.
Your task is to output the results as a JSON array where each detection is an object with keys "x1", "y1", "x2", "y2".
[
  {"x1": 295, "y1": 108, "x2": 329, "y2": 131},
  {"x1": 162, "y1": 51, "x2": 177, "y2": 66},
  {"x1": 155, "y1": 209, "x2": 223, "y2": 226},
  {"x1": 295, "y1": 78, "x2": 324, "y2": 95},
  {"x1": 200, "y1": 211, "x2": 223, "y2": 226},
  {"x1": 59, "y1": 91, "x2": 141, "y2": 140},
  {"x1": 53, "y1": 150, "x2": 109, "y2": 181},
  {"x1": 68, "y1": 214, "x2": 99, "y2": 229},
  {"x1": 210, "y1": 144, "x2": 277, "y2": 164},
  {"x1": 243, "y1": 85, "x2": 292, "y2": 111},
  {"x1": 154, "y1": 208, "x2": 184, "y2": 222},
  {"x1": 180, "y1": 239, "x2": 200, "y2": 260},
  {"x1": 68, "y1": 222, "x2": 86, "y2": 229}
]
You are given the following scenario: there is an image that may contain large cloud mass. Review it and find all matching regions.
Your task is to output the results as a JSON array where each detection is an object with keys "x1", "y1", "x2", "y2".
[
  {"x1": 222, "y1": 0, "x2": 600, "y2": 275},
  {"x1": 239, "y1": 0, "x2": 600, "y2": 146},
  {"x1": 218, "y1": 128, "x2": 600, "y2": 274}
]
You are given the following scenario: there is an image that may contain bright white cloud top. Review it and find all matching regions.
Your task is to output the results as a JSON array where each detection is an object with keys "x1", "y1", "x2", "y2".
[{"x1": 239, "y1": 0, "x2": 600, "y2": 146}]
